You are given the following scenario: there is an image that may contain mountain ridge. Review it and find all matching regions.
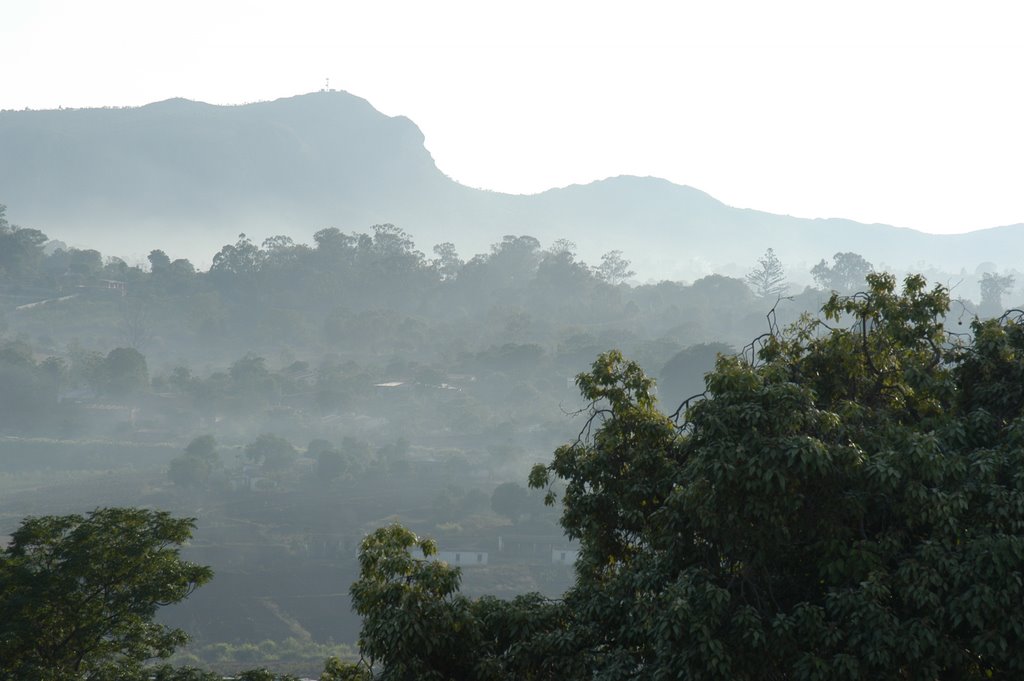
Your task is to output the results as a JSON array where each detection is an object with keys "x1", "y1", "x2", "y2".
[{"x1": 1, "y1": 91, "x2": 1021, "y2": 281}]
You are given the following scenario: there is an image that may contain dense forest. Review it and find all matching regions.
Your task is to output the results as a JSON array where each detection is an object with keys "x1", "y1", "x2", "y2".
[
  {"x1": 2, "y1": 201, "x2": 1023, "y2": 678},
  {"x1": 338, "y1": 275, "x2": 1024, "y2": 680}
]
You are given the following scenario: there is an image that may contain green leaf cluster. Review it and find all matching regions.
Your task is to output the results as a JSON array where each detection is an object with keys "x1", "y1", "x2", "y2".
[
  {"x1": 0, "y1": 508, "x2": 213, "y2": 681},
  {"x1": 348, "y1": 524, "x2": 571, "y2": 680},
  {"x1": 350, "y1": 273, "x2": 1024, "y2": 679}
]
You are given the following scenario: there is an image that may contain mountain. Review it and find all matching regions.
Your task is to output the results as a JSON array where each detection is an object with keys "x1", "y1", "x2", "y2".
[
  {"x1": 2, "y1": 91, "x2": 1022, "y2": 281},
  {"x1": 0, "y1": 92, "x2": 460, "y2": 263}
]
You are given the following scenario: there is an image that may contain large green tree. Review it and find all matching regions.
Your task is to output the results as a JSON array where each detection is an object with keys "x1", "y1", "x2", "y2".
[
  {"x1": 343, "y1": 524, "x2": 568, "y2": 681},
  {"x1": 0, "y1": 508, "x2": 213, "y2": 680},
  {"x1": 348, "y1": 273, "x2": 1024, "y2": 680}
]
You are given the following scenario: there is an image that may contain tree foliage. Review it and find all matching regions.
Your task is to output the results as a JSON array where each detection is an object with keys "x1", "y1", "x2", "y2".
[
  {"x1": 350, "y1": 273, "x2": 1024, "y2": 680},
  {"x1": 811, "y1": 251, "x2": 874, "y2": 293},
  {"x1": 167, "y1": 454, "x2": 212, "y2": 488},
  {"x1": 245, "y1": 433, "x2": 297, "y2": 472},
  {"x1": 184, "y1": 434, "x2": 218, "y2": 461},
  {"x1": 211, "y1": 233, "x2": 266, "y2": 276},
  {"x1": 0, "y1": 508, "x2": 213, "y2": 681},
  {"x1": 148, "y1": 249, "x2": 171, "y2": 273},
  {"x1": 490, "y1": 482, "x2": 531, "y2": 524},
  {"x1": 979, "y1": 271, "x2": 1015, "y2": 316},
  {"x1": 594, "y1": 250, "x2": 636, "y2": 286},
  {"x1": 0, "y1": 203, "x2": 47, "y2": 280},
  {"x1": 347, "y1": 524, "x2": 569, "y2": 681},
  {"x1": 0, "y1": 338, "x2": 59, "y2": 432},
  {"x1": 103, "y1": 346, "x2": 149, "y2": 397},
  {"x1": 168, "y1": 436, "x2": 219, "y2": 488}
]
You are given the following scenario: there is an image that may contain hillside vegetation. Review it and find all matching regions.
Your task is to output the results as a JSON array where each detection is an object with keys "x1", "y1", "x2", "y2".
[{"x1": 4, "y1": 93, "x2": 1024, "y2": 282}]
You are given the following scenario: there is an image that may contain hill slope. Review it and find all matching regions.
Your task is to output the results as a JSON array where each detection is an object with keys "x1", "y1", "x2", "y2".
[{"x1": 2, "y1": 92, "x2": 1021, "y2": 280}]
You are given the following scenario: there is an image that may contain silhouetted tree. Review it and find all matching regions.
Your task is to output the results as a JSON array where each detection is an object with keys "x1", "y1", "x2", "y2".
[
  {"x1": 745, "y1": 247, "x2": 787, "y2": 298},
  {"x1": 245, "y1": 433, "x2": 297, "y2": 472},
  {"x1": 490, "y1": 481, "x2": 531, "y2": 523},
  {"x1": 0, "y1": 204, "x2": 47, "y2": 280},
  {"x1": 431, "y1": 241, "x2": 463, "y2": 280},
  {"x1": 148, "y1": 249, "x2": 171, "y2": 273},
  {"x1": 979, "y1": 271, "x2": 1015, "y2": 316},
  {"x1": 168, "y1": 455, "x2": 212, "y2": 488},
  {"x1": 595, "y1": 250, "x2": 635, "y2": 285},
  {"x1": 811, "y1": 251, "x2": 873, "y2": 293},
  {"x1": 184, "y1": 434, "x2": 218, "y2": 462},
  {"x1": 211, "y1": 233, "x2": 265, "y2": 275},
  {"x1": 103, "y1": 347, "x2": 149, "y2": 398}
]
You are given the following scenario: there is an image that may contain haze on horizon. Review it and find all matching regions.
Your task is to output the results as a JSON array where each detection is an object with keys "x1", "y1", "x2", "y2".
[{"x1": 3, "y1": 0, "x2": 1023, "y2": 236}]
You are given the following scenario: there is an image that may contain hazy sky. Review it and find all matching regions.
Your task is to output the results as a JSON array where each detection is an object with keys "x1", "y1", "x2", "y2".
[{"x1": 3, "y1": 0, "x2": 1023, "y2": 234}]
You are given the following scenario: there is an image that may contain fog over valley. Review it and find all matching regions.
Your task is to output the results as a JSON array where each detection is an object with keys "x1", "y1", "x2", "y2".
[{"x1": 2, "y1": 9, "x2": 1024, "y2": 674}]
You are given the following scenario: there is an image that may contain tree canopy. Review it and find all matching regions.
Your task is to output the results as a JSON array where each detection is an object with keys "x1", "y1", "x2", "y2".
[
  {"x1": 0, "y1": 508, "x2": 213, "y2": 681},
  {"x1": 347, "y1": 273, "x2": 1024, "y2": 680},
  {"x1": 979, "y1": 271, "x2": 1015, "y2": 317},
  {"x1": 811, "y1": 251, "x2": 874, "y2": 293},
  {"x1": 0, "y1": 203, "x2": 48, "y2": 279},
  {"x1": 245, "y1": 433, "x2": 298, "y2": 472}
]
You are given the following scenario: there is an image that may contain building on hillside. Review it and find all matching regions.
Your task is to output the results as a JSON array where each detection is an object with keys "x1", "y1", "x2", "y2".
[
  {"x1": 96, "y1": 279, "x2": 126, "y2": 295},
  {"x1": 496, "y1": 527, "x2": 581, "y2": 566},
  {"x1": 431, "y1": 549, "x2": 489, "y2": 567}
]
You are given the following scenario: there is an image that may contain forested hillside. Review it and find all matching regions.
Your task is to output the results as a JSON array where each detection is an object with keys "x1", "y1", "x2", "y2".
[
  {"x1": 1, "y1": 200, "x2": 1022, "y2": 677},
  {"x1": 4, "y1": 93, "x2": 1024, "y2": 282}
]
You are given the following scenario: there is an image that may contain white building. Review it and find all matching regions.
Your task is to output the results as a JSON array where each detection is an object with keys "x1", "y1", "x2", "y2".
[{"x1": 432, "y1": 550, "x2": 489, "y2": 566}]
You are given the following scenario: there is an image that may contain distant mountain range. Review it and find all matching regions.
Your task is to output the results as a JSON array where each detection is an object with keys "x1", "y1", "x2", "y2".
[{"x1": 2, "y1": 91, "x2": 1022, "y2": 282}]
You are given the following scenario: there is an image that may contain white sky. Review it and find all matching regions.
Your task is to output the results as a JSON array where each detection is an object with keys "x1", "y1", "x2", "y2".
[{"x1": 3, "y1": 0, "x2": 1023, "y2": 234}]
